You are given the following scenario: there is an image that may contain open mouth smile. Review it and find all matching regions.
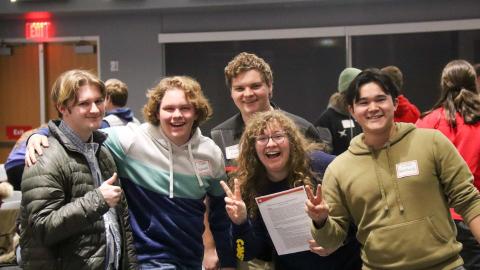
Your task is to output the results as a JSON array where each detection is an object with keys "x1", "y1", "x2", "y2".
[
  {"x1": 171, "y1": 122, "x2": 186, "y2": 127},
  {"x1": 265, "y1": 150, "x2": 281, "y2": 159}
]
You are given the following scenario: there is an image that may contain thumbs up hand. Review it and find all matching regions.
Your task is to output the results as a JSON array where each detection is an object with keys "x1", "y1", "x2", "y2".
[{"x1": 99, "y1": 173, "x2": 122, "y2": 208}]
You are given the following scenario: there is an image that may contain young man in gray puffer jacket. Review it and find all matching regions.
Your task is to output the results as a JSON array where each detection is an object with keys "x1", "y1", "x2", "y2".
[{"x1": 20, "y1": 69, "x2": 137, "y2": 270}]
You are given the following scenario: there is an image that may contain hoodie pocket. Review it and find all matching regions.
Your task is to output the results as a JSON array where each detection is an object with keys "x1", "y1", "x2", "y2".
[{"x1": 363, "y1": 216, "x2": 454, "y2": 268}]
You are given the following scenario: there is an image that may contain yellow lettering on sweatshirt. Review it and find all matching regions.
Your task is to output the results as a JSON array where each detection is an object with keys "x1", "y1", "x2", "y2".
[{"x1": 236, "y1": 239, "x2": 245, "y2": 261}]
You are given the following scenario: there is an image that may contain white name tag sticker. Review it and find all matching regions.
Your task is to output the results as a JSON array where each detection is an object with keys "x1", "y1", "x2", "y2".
[
  {"x1": 341, "y1": 119, "x2": 355, "y2": 129},
  {"x1": 396, "y1": 160, "x2": 419, "y2": 179},
  {"x1": 195, "y1": 159, "x2": 212, "y2": 176},
  {"x1": 225, "y1": 144, "x2": 239, "y2": 160}
]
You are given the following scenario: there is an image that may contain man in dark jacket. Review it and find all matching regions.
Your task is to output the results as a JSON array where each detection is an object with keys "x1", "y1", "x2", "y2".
[
  {"x1": 206, "y1": 52, "x2": 361, "y2": 270},
  {"x1": 20, "y1": 70, "x2": 137, "y2": 270},
  {"x1": 211, "y1": 52, "x2": 322, "y2": 171}
]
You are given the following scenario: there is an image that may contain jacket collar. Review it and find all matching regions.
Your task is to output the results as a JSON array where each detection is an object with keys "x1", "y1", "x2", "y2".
[{"x1": 48, "y1": 119, "x2": 107, "y2": 154}]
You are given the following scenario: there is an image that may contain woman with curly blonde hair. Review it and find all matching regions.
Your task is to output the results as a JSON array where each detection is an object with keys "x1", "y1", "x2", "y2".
[
  {"x1": 235, "y1": 110, "x2": 320, "y2": 218},
  {"x1": 221, "y1": 110, "x2": 361, "y2": 270}
]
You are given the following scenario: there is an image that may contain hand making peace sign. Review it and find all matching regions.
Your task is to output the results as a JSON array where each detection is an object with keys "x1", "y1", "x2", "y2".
[
  {"x1": 220, "y1": 178, "x2": 247, "y2": 225},
  {"x1": 305, "y1": 184, "x2": 330, "y2": 227}
]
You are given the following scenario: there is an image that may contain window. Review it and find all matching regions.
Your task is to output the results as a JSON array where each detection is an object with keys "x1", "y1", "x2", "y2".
[
  {"x1": 165, "y1": 37, "x2": 346, "y2": 132},
  {"x1": 352, "y1": 30, "x2": 480, "y2": 111}
]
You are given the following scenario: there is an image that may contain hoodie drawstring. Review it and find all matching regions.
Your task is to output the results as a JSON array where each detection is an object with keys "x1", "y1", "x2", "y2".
[
  {"x1": 372, "y1": 143, "x2": 406, "y2": 214},
  {"x1": 188, "y1": 143, "x2": 204, "y2": 188},
  {"x1": 386, "y1": 143, "x2": 405, "y2": 213},
  {"x1": 372, "y1": 150, "x2": 390, "y2": 213},
  {"x1": 149, "y1": 125, "x2": 205, "y2": 198},
  {"x1": 167, "y1": 141, "x2": 174, "y2": 199}
]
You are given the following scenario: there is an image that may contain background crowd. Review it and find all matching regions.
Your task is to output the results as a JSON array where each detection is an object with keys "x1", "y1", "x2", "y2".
[{"x1": 1, "y1": 53, "x2": 480, "y2": 270}]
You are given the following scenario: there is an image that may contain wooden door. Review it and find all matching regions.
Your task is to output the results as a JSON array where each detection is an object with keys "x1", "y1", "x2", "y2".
[
  {"x1": 0, "y1": 44, "x2": 40, "y2": 163},
  {"x1": 44, "y1": 42, "x2": 98, "y2": 121}
]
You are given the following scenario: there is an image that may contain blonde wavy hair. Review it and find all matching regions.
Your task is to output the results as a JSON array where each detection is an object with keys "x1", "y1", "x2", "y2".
[
  {"x1": 142, "y1": 76, "x2": 212, "y2": 130},
  {"x1": 233, "y1": 110, "x2": 322, "y2": 217},
  {"x1": 51, "y1": 69, "x2": 105, "y2": 117}
]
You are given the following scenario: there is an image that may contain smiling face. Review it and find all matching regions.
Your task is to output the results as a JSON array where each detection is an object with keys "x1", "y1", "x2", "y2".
[
  {"x1": 231, "y1": 69, "x2": 272, "y2": 121},
  {"x1": 157, "y1": 88, "x2": 198, "y2": 146},
  {"x1": 349, "y1": 82, "x2": 398, "y2": 138},
  {"x1": 59, "y1": 84, "x2": 105, "y2": 141},
  {"x1": 254, "y1": 121, "x2": 290, "y2": 182}
]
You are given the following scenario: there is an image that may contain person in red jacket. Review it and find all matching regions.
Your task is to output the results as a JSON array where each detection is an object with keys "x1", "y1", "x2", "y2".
[
  {"x1": 474, "y1": 63, "x2": 480, "y2": 91},
  {"x1": 416, "y1": 59, "x2": 480, "y2": 270},
  {"x1": 381, "y1": 65, "x2": 420, "y2": 123}
]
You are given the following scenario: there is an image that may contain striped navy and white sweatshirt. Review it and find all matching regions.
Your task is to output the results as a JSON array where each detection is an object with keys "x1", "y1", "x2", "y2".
[{"x1": 103, "y1": 122, "x2": 235, "y2": 268}]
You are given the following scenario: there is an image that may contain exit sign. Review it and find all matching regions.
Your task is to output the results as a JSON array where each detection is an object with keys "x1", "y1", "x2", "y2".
[
  {"x1": 6, "y1": 125, "x2": 32, "y2": 140},
  {"x1": 25, "y1": 21, "x2": 52, "y2": 40}
]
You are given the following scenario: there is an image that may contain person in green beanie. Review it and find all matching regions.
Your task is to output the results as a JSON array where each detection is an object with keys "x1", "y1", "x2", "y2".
[{"x1": 314, "y1": 67, "x2": 363, "y2": 155}]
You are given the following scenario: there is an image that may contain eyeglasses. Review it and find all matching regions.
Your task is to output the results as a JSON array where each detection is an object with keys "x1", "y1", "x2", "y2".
[{"x1": 254, "y1": 133, "x2": 287, "y2": 145}]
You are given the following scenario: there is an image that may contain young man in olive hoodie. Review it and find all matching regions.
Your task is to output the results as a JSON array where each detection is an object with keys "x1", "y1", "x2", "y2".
[{"x1": 306, "y1": 69, "x2": 480, "y2": 270}]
